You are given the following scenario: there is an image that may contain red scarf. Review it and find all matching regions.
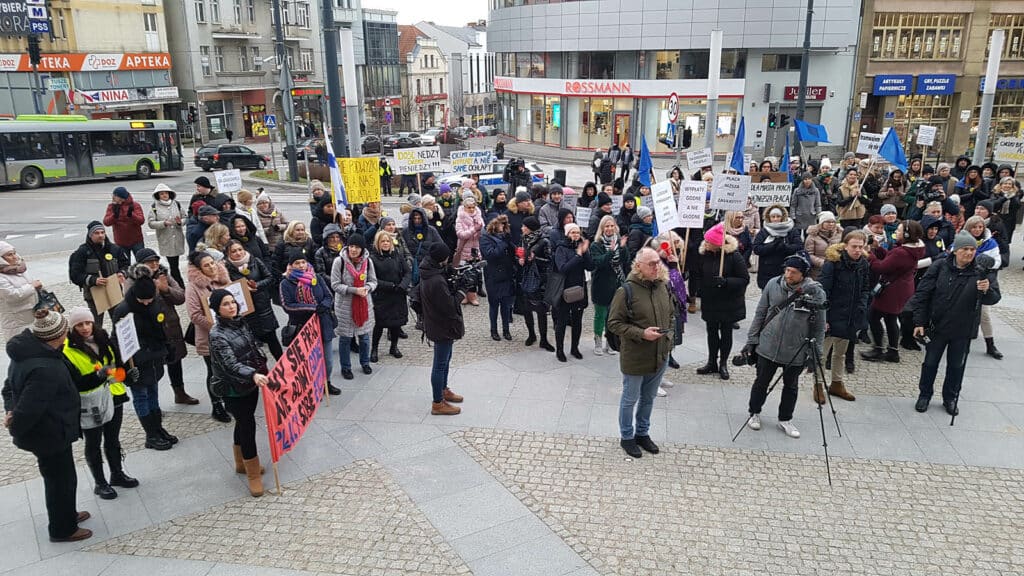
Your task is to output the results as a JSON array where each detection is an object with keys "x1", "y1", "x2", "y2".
[{"x1": 346, "y1": 256, "x2": 369, "y2": 327}]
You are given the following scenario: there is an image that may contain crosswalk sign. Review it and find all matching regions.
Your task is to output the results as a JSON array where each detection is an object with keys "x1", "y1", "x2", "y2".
[{"x1": 264, "y1": 114, "x2": 277, "y2": 129}]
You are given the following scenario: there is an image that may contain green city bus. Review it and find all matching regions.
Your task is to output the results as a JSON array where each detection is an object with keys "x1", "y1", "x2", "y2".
[{"x1": 0, "y1": 115, "x2": 184, "y2": 190}]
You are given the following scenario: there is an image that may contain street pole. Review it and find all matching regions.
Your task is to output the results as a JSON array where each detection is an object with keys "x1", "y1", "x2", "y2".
[
  {"x1": 271, "y1": 0, "x2": 299, "y2": 181},
  {"x1": 27, "y1": 34, "x2": 43, "y2": 114},
  {"x1": 704, "y1": 29, "x2": 723, "y2": 153},
  {"x1": 793, "y1": 0, "x2": 814, "y2": 160},
  {"x1": 321, "y1": 0, "x2": 347, "y2": 157},
  {"x1": 974, "y1": 29, "x2": 1004, "y2": 166},
  {"x1": 339, "y1": 27, "x2": 361, "y2": 158}
]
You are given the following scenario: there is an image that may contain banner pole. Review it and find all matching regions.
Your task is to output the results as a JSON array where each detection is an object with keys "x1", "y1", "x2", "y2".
[
  {"x1": 718, "y1": 245, "x2": 726, "y2": 277},
  {"x1": 680, "y1": 229, "x2": 691, "y2": 275},
  {"x1": 273, "y1": 461, "x2": 282, "y2": 495}
]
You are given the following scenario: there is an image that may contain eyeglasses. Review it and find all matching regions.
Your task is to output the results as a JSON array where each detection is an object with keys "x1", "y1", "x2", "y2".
[{"x1": 638, "y1": 260, "x2": 661, "y2": 268}]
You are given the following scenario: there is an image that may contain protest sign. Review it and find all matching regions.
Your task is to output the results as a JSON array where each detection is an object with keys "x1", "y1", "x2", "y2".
[
  {"x1": 337, "y1": 157, "x2": 381, "y2": 203},
  {"x1": 916, "y1": 125, "x2": 937, "y2": 147},
  {"x1": 710, "y1": 174, "x2": 751, "y2": 211},
  {"x1": 686, "y1": 147, "x2": 713, "y2": 172},
  {"x1": 114, "y1": 314, "x2": 140, "y2": 362},
  {"x1": 89, "y1": 280, "x2": 123, "y2": 315},
  {"x1": 994, "y1": 138, "x2": 1024, "y2": 163},
  {"x1": 449, "y1": 150, "x2": 493, "y2": 173},
  {"x1": 650, "y1": 181, "x2": 680, "y2": 230},
  {"x1": 639, "y1": 195, "x2": 654, "y2": 210},
  {"x1": 200, "y1": 280, "x2": 254, "y2": 322},
  {"x1": 575, "y1": 206, "x2": 591, "y2": 226},
  {"x1": 749, "y1": 182, "x2": 793, "y2": 207},
  {"x1": 610, "y1": 194, "x2": 624, "y2": 214},
  {"x1": 560, "y1": 192, "x2": 578, "y2": 213},
  {"x1": 392, "y1": 146, "x2": 442, "y2": 174},
  {"x1": 263, "y1": 315, "x2": 326, "y2": 465},
  {"x1": 856, "y1": 132, "x2": 883, "y2": 156},
  {"x1": 677, "y1": 181, "x2": 707, "y2": 229},
  {"x1": 214, "y1": 169, "x2": 242, "y2": 194}
]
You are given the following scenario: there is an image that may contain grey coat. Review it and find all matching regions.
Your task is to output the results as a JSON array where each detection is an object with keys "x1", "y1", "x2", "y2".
[
  {"x1": 789, "y1": 184, "x2": 822, "y2": 232},
  {"x1": 330, "y1": 251, "x2": 378, "y2": 337},
  {"x1": 147, "y1": 199, "x2": 187, "y2": 257},
  {"x1": 746, "y1": 275, "x2": 826, "y2": 366}
]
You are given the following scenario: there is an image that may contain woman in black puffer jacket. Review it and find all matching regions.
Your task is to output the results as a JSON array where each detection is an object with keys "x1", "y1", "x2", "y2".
[
  {"x1": 224, "y1": 240, "x2": 282, "y2": 359},
  {"x1": 208, "y1": 288, "x2": 270, "y2": 498},
  {"x1": 551, "y1": 223, "x2": 593, "y2": 362},
  {"x1": 369, "y1": 230, "x2": 411, "y2": 362},
  {"x1": 752, "y1": 204, "x2": 804, "y2": 289}
]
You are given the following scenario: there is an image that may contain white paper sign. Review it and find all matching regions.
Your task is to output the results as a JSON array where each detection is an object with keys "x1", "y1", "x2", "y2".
[
  {"x1": 560, "y1": 192, "x2": 578, "y2": 213},
  {"x1": 392, "y1": 146, "x2": 442, "y2": 173},
  {"x1": 686, "y1": 147, "x2": 714, "y2": 172},
  {"x1": 916, "y1": 125, "x2": 937, "y2": 147},
  {"x1": 677, "y1": 181, "x2": 707, "y2": 229},
  {"x1": 115, "y1": 314, "x2": 140, "y2": 362},
  {"x1": 650, "y1": 181, "x2": 680, "y2": 230},
  {"x1": 710, "y1": 174, "x2": 751, "y2": 211},
  {"x1": 639, "y1": 195, "x2": 654, "y2": 210},
  {"x1": 749, "y1": 182, "x2": 793, "y2": 208},
  {"x1": 575, "y1": 206, "x2": 592, "y2": 227},
  {"x1": 448, "y1": 149, "x2": 493, "y2": 172},
  {"x1": 224, "y1": 281, "x2": 251, "y2": 317},
  {"x1": 856, "y1": 132, "x2": 883, "y2": 156},
  {"x1": 610, "y1": 194, "x2": 624, "y2": 214},
  {"x1": 214, "y1": 169, "x2": 242, "y2": 194},
  {"x1": 994, "y1": 138, "x2": 1024, "y2": 163}
]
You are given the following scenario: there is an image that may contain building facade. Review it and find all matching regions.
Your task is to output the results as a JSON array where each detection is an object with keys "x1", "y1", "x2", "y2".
[
  {"x1": 0, "y1": 0, "x2": 178, "y2": 119},
  {"x1": 487, "y1": 0, "x2": 859, "y2": 157},
  {"x1": 415, "y1": 20, "x2": 496, "y2": 128},
  {"x1": 399, "y1": 26, "x2": 447, "y2": 131},
  {"x1": 848, "y1": 0, "x2": 1024, "y2": 161},
  {"x1": 362, "y1": 9, "x2": 401, "y2": 130},
  {"x1": 164, "y1": 0, "x2": 324, "y2": 142}
]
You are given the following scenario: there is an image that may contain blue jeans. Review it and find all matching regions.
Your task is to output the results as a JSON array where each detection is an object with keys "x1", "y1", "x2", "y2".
[
  {"x1": 918, "y1": 336, "x2": 971, "y2": 404},
  {"x1": 338, "y1": 333, "x2": 370, "y2": 371},
  {"x1": 431, "y1": 339, "x2": 454, "y2": 402},
  {"x1": 618, "y1": 361, "x2": 668, "y2": 439},
  {"x1": 323, "y1": 335, "x2": 334, "y2": 381},
  {"x1": 130, "y1": 363, "x2": 163, "y2": 417}
]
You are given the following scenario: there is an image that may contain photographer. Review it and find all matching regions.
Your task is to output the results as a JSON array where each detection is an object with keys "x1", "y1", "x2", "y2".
[
  {"x1": 910, "y1": 231, "x2": 1000, "y2": 415},
  {"x1": 503, "y1": 158, "x2": 532, "y2": 193},
  {"x1": 743, "y1": 255, "x2": 826, "y2": 439},
  {"x1": 417, "y1": 243, "x2": 466, "y2": 415}
]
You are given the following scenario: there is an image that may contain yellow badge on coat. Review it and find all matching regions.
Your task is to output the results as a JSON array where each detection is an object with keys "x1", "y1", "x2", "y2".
[
  {"x1": 104, "y1": 253, "x2": 113, "y2": 261},
  {"x1": 156, "y1": 313, "x2": 165, "y2": 323},
  {"x1": 311, "y1": 277, "x2": 317, "y2": 286},
  {"x1": 359, "y1": 273, "x2": 366, "y2": 281},
  {"x1": 416, "y1": 233, "x2": 423, "y2": 240}
]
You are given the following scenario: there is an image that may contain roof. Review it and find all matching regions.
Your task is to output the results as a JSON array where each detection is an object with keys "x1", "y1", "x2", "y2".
[
  {"x1": 398, "y1": 25, "x2": 427, "y2": 60},
  {"x1": 415, "y1": 22, "x2": 482, "y2": 48}
]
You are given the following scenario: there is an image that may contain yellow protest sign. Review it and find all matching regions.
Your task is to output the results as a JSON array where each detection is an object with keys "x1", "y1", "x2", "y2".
[{"x1": 337, "y1": 157, "x2": 381, "y2": 204}]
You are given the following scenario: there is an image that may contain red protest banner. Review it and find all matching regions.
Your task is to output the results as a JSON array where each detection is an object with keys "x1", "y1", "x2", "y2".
[{"x1": 262, "y1": 315, "x2": 327, "y2": 464}]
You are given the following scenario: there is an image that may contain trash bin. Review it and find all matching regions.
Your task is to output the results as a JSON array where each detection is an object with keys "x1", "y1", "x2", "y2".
[{"x1": 553, "y1": 169, "x2": 567, "y2": 186}]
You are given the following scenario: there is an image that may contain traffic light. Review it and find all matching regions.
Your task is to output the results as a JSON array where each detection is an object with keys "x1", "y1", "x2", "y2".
[
  {"x1": 27, "y1": 35, "x2": 41, "y2": 66},
  {"x1": 780, "y1": 114, "x2": 791, "y2": 128},
  {"x1": 768, "y1": 113, "x2": 777, "y2": 128},
  {"x1": 188, "y1": 104, "x2": 197, "y2": 124}
]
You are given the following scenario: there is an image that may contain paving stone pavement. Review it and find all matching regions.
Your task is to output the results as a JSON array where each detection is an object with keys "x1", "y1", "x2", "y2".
[
  {"x1": 88, "y1": 459, "x2": 472, "y2": 576},
  {"x1": 456, "y1": 428, "x2": 1024, "y2": 576}
]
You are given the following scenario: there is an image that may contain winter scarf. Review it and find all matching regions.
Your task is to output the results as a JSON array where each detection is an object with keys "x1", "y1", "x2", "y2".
[
  {"x1": 287, "y1": 268, "x2": 316, "y2": 305},
  {"x1": 763, "y1": 219, "x2": 795, "y2": 237},
  {"x1": 725, "y1": 221, "x2": 746, "y2": 237},
  {"x1": 361, "y1": 204, "x2": 382, "y2": 225},
  {"x1": 0, "y1": 257, "x2": 26, "y2": 275},
  {"x1": 158, "y1": 198, "x2": 175, "y2": 208},
  {"x1": 630, "y1": 220, "x2": 653, "y2": 237},
  {"x1": 228, "y1": 251, "x2": 252, "y2": 275},
  {"x1": 346, "y1": 256, "x2": 369, "y2": 327}
]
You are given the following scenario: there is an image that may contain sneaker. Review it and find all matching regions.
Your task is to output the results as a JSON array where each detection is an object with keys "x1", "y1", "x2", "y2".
[
  {"x1": 660, "y1": 379, "x2": 675, "y2": 388},
  {"x1": 656, "y1": 387, "x2": 667, "y2": 397},
  {"x1": 778, "y1": 421, "x2": 801, "y2": 438},
  {"x1": 620, "y1": 438, "x2": 642, "y2": 458},
  {"x1": 747, "y1": 414, "x2": 762, "y2": 431}
]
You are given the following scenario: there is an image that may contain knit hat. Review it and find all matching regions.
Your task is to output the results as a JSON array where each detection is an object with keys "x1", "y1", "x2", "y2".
[
  {"x1": 346, "y1": 233, "x2": 366, "y2": 250},
  {"x1": 564, "y1": 222, "x2": 581, "y2": 235},
  {"x1": 407, "y1": 193, "x2": 422, "y2": 205},
  {"x1": 67, "y1": 306, "x2": 93, "y2": 328},
  {"x1": 514, "y1": 189, "x2": 532, "y2": 205},
  {"x1": 0, "y1": 241, "x2": 14, "y2": 258},
  {"x1": 256, "y1": 192, "x2": 272, "y2": 205},
  {"x1": 637, "y1": 206, "x2": 653, "y2": 220},
  {"x1": 523, "y1": 216, "x2": 541, "y2": 231},
  {"x1": 287, "y1": 248, "x2": 308, "y2": 264},
  {"x1": 461, "y1": 191, "x2": 477, "y2": 206},
  {"x1": 880, "y1": 204, "x2": 898, "y2": 216},
  {"x1": 800, "y1": 172, "x2": 814, "y2": 181},
  {"x1": 976, "y1": 199, "x2": 996, "y2": 215},
  {"x1": 322, "y1": 223, "x2": 343, "y2": 241},
  {"x1": 198, "y1": 205, "x2": 219, "y2": 217},
  {"x1": 194, "y1": 176, "x2": 213, "y2": 189},
  {"x1": 817, "y1": 211, "x2": 837, "y2": 224},
  {"x1": 428, "y1": 242, "x2": 451, "y2": 264},
  {"x1": 87, "y1": 221, "x2": 105, "y2": 235},
  {"x1": 843, "y1": 152, "x2": 856, "y2": 159},
  {"x1": 136, "y1": 248, "x2": 161, "y2": 263},
  {"x1": 928, "y1": 175, "x2": 944, "y2": 186},
  {"x1": 439, "y1": 183, "x2": 452, "y2": 194},
  {"x1": 113, "y1": 186, "x2": 130, "y2": 200},
  {"x1": 783, "y1": 254, "x2": 810, "y2": 276},
  {"x1": 461, "y1": 178, "x2": 474, "y2": 189},
  {"x1": 820, "y1": 158, "x2": 832, "y2": 171},
  {"x1": 132, "y1": 275, "x2": 156, "y2": 300},
  {"x1": 952, "y1": 230, "x2": 976, "y2": 251},
  {"x1": 549, "y1": 183, "x2": 564, "y2": 197},
  {"x1": 948, "y1": 194, "x2": 960, "y2": 206},
  {"x1": 421, "y1": 194, "x2": 436, "y2": 207},
  {"x1": 596, "y1": 192, "x2": 612, "y2": 208},
  {"x1": 208, "y1": 288, "x2": 233, "y2": 314},
  {"x1": 31, "y1": 311, "x2": 68, "y2": 341},
  {"x1": 703, "y1": 223, "x2": 725, "y2": 247}
]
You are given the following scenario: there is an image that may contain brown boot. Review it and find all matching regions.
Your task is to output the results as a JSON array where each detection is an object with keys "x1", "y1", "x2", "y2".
[
  {"x1": 443, "y1": 388, "x2": 463, "y2": 403},
  {"x1": 233, "y1": 445, "x2": 264, "y2": 474},
  {"x1": 173, "y1": 385, "x2": 200, "y2": 405},
  {"x1": 812, "y1": 382, "x2": 826, "y2": 405},
  {"x1": 243, "y1": 457, "x2": 264, "y2": 497},
  {"x1": 49, "y1": 527, "x2": 93, "y2": 543},
  {"x1": 828, "y1": 381, "x2": 856, "y2": 401},
  {"x1": 431, "y1": 401, "x2": 461, "y2": 415}
]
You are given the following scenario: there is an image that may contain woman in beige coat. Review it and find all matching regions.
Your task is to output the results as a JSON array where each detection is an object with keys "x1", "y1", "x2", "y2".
[
  {"x1": 146, "y1": 183, "x2": 186, "y2": 287},
  {"x1": 0, "y1": 241, "x2": 41, "y2": 341},
  {"x1": 804, "y1": 211, "x2": 843, "y2": 280}
]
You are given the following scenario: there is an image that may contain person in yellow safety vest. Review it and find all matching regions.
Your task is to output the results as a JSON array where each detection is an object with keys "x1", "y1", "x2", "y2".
[
  {"x1": 379, "y1": 156, "x2": 394, "y2": 197},
  {"x1": 62, "y1": 307, "x2": 140, "y2": 500}
]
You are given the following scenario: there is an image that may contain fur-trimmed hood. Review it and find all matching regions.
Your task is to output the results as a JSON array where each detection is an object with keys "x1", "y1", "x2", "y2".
[
  {"x1": 507, "y1": 200, "x2": 535, "y2": 215},
  {"x1": 825, "y1": 242, "x2": 845, "y2": 262},
  {"x1": 699, "y1": 233, "x2": 739, "y2": 255}
]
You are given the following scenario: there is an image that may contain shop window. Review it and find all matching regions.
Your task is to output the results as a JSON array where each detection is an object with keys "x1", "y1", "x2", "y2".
[
  {"x1": 544, "y1": 96, "x2": 560, "y2": 147},
  {"x1": 761, "y1": 53, "x2": 802, "y2": 72},
  {"x1": 970, "y1": 91, "x2": 1024, "y2": 156},
  {"x1": 989, "y1": 15, "x2": 1024, "y2": 59},
  {"x1": 579, "y1": 52, "x2": 615, "y2": 79},
  {"x1": 894, "y1": 94, "x2": 952, "y2": 155},
  {"x1": 870, "y1": 13, "x2": 966, "y2": 60},
  {"x1": 654, "y1": 51, "x2": 679, "y2": 79}
]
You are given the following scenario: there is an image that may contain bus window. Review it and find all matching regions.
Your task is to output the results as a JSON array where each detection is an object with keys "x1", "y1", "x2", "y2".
[
  {"x1": 1, "y1": 133, "x2": 61, "y2": 161},
  {"x1": 90, "y1": 132, "x2": 111, "y2": 156}
]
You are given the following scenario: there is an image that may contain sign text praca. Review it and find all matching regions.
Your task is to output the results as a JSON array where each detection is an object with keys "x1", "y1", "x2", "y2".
[{"x1": 262, "y1": 315, "x2": 326, "y2": 463}]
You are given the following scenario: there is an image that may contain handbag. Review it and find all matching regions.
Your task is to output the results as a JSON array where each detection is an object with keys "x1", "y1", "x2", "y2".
[
  {"x1": 280, "y1": 323, "x2": 299, "y2": 347},
  {"x1": 521, "y1": 261, "x2": 542, "y2": 294},
  {"x1": 562, "y1": 285, "x2": 585, "y2": 304},
  {"x1": 79, "y1": 384, "x2": 114, "y2": 430},
  {"x1": 543, "y1": 270, "x2": 566, "y2": 309},
  {"x1": 33, "y1": 288, "x2": 65, "y2": 315},
  {"x1": 184, "y1": 322, "x2": 196, "y2": 346}
]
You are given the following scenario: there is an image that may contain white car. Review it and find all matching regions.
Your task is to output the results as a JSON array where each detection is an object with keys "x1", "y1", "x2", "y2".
[
  {"x1": 418, "y1": 129, "x2": 441, "y2": 145},
  {"x1": 475, "y1": 125, "x2": 495, "y2": 136},
  {"x1": 439, "y1": 161, "x2": 546, "y2": 190}
]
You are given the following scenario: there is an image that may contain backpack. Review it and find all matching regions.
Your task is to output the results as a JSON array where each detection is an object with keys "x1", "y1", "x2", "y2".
[{"x1": 605, "y1": 282, "x2": 633, "y2": 352}]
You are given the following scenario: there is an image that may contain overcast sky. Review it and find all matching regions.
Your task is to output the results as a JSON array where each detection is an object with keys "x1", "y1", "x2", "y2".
[{"x1": 361, "y1": 0, "x2": 488, "y2": 26}]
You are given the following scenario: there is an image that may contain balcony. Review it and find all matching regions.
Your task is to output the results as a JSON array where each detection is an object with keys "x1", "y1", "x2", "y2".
[
  {"x1": 333, "y1": 7, "x2": 358, "y2": 24},
  {"x1": 211, "y1": 25, "x2": 259, "y2": 40}
]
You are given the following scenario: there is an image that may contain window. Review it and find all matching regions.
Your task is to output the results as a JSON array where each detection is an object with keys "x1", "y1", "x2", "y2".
[
  {"x1": 233, "y1": 0, "x2": 241, "y2": 24},
  {"x1": 286, "y1": 47, "x2": 295, "y2": 69},
  {"x1": 282, "y1": 1, "x2": 290, "y2": 25},
  {"x1": 439, "y1": 78, "x2": 443, "y2": 93},
  {"x1": 990, "y1": 14, "x2": 1024, "y2": 59},
  {"x1": 56, "y1": 10, "x2": 67, "y2": 38},
  {"x1": 200, "y1": 45, "x2": 212, "y2": 76},
  {"x1": 296, "y1": 1, "x2": 310, "y2": 28},
  {"x1": 214, "y1": 45, "x2": 225, "y2": 72},
  {"x1": 416, "y1": 78, "x2": 421, "y2": 95},
  {"x1": 870, "y1": 13, "x2": 966, "y2": 60},
  {"x1": 246, "y1": 0, "x2": 255, "y2": 22},
  {"x1": 761, "y1": 53, "x2": 802, "y2": 71},
  {"x1": 209, "y1": 0, "x2": 220, "y2": 23},
  {"x1": 252, "y1": 46, "x2": 262, "y2": 70},
  {"x1": 299, "y1": 49, "x2": 314, "y2": 72},
  {"x1": 577, "y1": 52, "x2": 615, "y2": 79},
  {"x1": 0, "y1": 133, "x2": 61, "y2": 161},
  {"x1": 239, "y1": 46, "x2": 249, "y2": 71},
  {"x1": 428, "y1": 78, "x2": 433, "y2": 94},
  {"x1": 143, "y1": 12, "x2": 160, "y2": 51},
  {"x1": 194, "y1": 0, "x2": 206, "y2": 22}
]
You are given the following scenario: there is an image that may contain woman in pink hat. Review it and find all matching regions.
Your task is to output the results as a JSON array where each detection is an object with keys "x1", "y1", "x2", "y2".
[{"x1": 696, "y1": 223, "x2": 750, "y2": 380}]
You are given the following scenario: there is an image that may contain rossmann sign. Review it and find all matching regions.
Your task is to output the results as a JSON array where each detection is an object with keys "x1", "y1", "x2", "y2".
[
  {"x1": 492, "y1": 76, "x2": 745, "y2": 98},
  {"x1": 564, "y1": 80, "x2": 632, "y2": 95}
]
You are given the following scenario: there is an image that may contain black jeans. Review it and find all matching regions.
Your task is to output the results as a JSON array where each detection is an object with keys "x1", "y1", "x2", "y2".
[
  {"x1": 381, "y1": 176, "x2": 392, "y2": 196},
  {"x1": 83, "y1": 404, "x2": 125, "y2": 483},
  {"x1": 224, "y1": 392, "x2": 260, "y2": 459},
  {"x1": 705, "y1": 320, "x2": 734, "y2": 364},
  {"x1": 167, "y1": 358, "x2": 184, "y2": 388},
  {"x1": 869, "y1": 309, "x2": 900, "y2": 350},
  {"x1": 259, "y1": 330, "x2": 283, "y2": 360},
  {"x1": 553, "y1": 306, "x2": 584, "y2": 353},
  {"x1": 372, "y1": 324, "x2": 400, "y2": 350},
  {"x1": 918, "y1": 336, "x2": 971, "y2": 404},
  {"x1": 488, "y1": 294, "x2": 514, "y2": 332},
  {"x1": 748, "y1": 355, "x2": 804, "y2": 421},
  {"x1": 166, "y1": 255, "x2": 184, "y2": 287},
  {"x1": 523, "y1": 308, "x2": 549, "y2": 341},
  {"x1": 36, "y1": 445, "x2": 78, "y2": 539}
]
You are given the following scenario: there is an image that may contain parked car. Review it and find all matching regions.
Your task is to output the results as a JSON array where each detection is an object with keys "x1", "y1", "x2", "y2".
[
  {"x1": 419, "y1": 129, "x2": 442, "y2": 145},
  {"x1": 438, "y1": 161, "x2": 546, "y2": 190},
  {"x1": 383, "y1": 136, "x2": 420, "y2": 155},
  {"x1": 475, "y1": 125, "x2": 495, "y2": 136},
  {"x1": 283, "y1": 138, "x2": 319, "y2": 161},
  {"x1": 435, "y1": 129, "x2": 466, "y2": 145},
  {"x1": 361, "y1": 134, "x2": 383, "y2": 154},
  {"x1": 195, "y1": 145, "x2": 270, "y2": 171}
]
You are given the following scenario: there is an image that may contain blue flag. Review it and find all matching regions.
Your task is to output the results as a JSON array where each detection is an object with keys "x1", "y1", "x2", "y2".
[
  {"x1": 781, "y1": 132, "x2": 791, "y2": 183},
  {"x1": 729, "y1": 117, "x2": 746, "y2": 174},
  {"x1": 878, "y1": 128, "x2": 908, "y2": 172},
  {"x1": 794, "y1": 119, "x2": 830, "y2": 143},
  {"x1": 638, "y1": 136, "x2": 653, "y2": 186}
]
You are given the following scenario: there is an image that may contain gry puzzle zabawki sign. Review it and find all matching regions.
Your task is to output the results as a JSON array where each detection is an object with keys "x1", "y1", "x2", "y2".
[{"x1": 262, "y1": 315, "x2": 326, "y2": 463}]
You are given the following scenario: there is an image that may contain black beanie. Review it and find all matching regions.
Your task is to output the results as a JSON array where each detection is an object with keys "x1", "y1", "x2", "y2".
[
  {"x1": 347, "y1": 233, "x2": 366, "y2": 250},
  {"x1": 133, "y1": 275, "x2": 156, "y2": 300},
  {"x1": 287, "y1": 247, "x2": 308, "y2": 264},
  {"x1": 596, "y1": 193, "x2": 612, "y2": 208},
  {"x1": 522, "y1": 216, "x2": 541, "y2": 231},
  {"x1": 208, "y1": 288, "x2": 232, "y2": 313},
  {"x1": 428, "y1": 242, "x2": 450, "y2": 264}
]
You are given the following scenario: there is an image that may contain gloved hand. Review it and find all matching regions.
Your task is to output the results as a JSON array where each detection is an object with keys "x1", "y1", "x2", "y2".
[
  {"x1": 741, "y1": 343, "x2": 757, "y2": 358},
  {"x1": 713, "y1": 276, "x2": 727, "y2": 288},
  {"x1": 126, "y1": 366, "x2": 140, "y2": 383},
  {"x1": 316, "y1": 305, "x2": 331, "y2": 315}
]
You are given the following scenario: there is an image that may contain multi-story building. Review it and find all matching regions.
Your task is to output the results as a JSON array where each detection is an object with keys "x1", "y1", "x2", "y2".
[
  {"x1": 398, "y1": 26, "x2": 447, "y2": 131},
  {"x1": 164, "y1": 0, "x2": 324, "y2": 142},
  {"x1": 362, "y1": 8, "x2": 401, "y2": 129},
  {"x1": 415, "y1": 20, "x2": 495, "y2": 128},
  {"x1": 849, "y1": 0, "x2": 1024, "y2": 160},
  {"x1": 487, "y1": 0, "x2": 859, "y2": 158},
  {"x1": 0, "y1": 0, "x2": 178, "y2": 119}
]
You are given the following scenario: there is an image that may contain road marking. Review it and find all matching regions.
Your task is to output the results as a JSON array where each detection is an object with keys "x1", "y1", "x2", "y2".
[
  {"x1": 44, "y1": 216, "x2": 76, "y2": 219},
  {"x1": 64, "y1": 233, "x2": 79, "y2": 238},
  {"x1": 5, "y1": 234, "x2": 23, "y2": 240},
  {"x1": 34, "y1": 234, "x2": 53, "y2": 239}
]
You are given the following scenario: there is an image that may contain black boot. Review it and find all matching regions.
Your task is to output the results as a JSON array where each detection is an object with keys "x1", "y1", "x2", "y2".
[
  {"x1": 327, "y1": 383, "x2": 342, "y2": 395},
  {"x1": 883, "y1": 347, "x2": 900, "y2": 363},
  {"x1": 85, "y1": 451, "x2": 117, "y2": 499},
  {"x1": 211, "y1": 400, "x2": 232, "y2": 423},
  {"x1": 635, "y1": 435, "x2": 660, "y2": 454},
  {"x1": 718, "y1": 352, "x2": 730, "y2": 380},
  {"x1": 696, "y1": 358, "x2": 718, "y2": 375},
  {"x1": 503, "y1": 326, "x2": 513, "y2": 341},
  {"x1": 491, "y1": 328, "x2": 501, "y2": 341},
  {"x1": 370, "y1": 343, "x2": 380, "y2": 363},
  {"x1": 371, "y1": 327, "x2": 383, "y2": 363},
  {"x1": 555, "y1": 324, "x2": 567, "y2": 362},
  {"x1": 668, "y1": 354, "x2": 680, "y2": 369},
  {"x1": 860, "y1": 347, "x2": 885, "y2": 362},
  {"x1": 985, "y1": 337, "x2": 1003, "y2": 360},
  {"x1": 620, "y1": 438, "x2": 642, "y2": 458},
  {"x1": 154, "y1": 409, "x2": 178, "y2": 445},
  {"x1": 389, "y1": 340, "x2": 403, "y2": 359},
  {"x1": 569, "y1": 321, "x2": 583, "y2": 359},
  {"x1": 105, "y1": 441, "x2": 139, "y2": 488},
  {"x1": 141, "y1": 414, "x2": 172, "y2": 451},
  {"x1": 900, "y1": 337, "x2": 921, "y2": 351},
  {"x1": 396, "y1": 327, "x2": 408, "y2": 339}
]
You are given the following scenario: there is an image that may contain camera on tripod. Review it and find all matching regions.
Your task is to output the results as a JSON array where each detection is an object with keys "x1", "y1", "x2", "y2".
[{"x1": 446, "y1": 249, "x2": 486, "y2": 294}]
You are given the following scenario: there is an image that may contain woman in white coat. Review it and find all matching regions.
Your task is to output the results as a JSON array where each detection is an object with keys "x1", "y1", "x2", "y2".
[
  {"x1": 0, "y1": 241, "x2": 42, "y2": 341},
  {"x1": 147, "y1": 183, "x2": 187, "y2": 287}
]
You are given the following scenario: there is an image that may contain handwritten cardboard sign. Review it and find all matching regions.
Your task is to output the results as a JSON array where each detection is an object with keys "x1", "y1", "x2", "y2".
[
  {"x1": 749, "y1": 182, "x2": 793, "y2": 207},
  {"x1": 650, "y1": 181, "x2": 679, "y2": 230},
  {"x1": 338, "y1": 157, "x2": 381, "y2": 204},
  {"x1": 677, "y1": 181, "x2": 707, "y2": 229},
  {"x1": 994, "y1": 138, "x2": 1024, "y2": 163},
  {"x1": 392, "y1": 146, "x2": 442, "y2": 174},
  {"x1": 448, "y1": 149, "x2": 493, "y2": 173},
  {"x1": 114, "y1": 314, "x2": 139, "y2": 362},
  {"x1": 262, "y1": 315, "x2": 326, "y2": 463},
  {"x1": 214, "y1": 169, "x2": 242, "y2": 194},
  {"x1": 710, "y1": 174, "x2": 751, "y2": 211},
  {"x1": 686, "y1": 147, "x2": 713, "y2": 172}
]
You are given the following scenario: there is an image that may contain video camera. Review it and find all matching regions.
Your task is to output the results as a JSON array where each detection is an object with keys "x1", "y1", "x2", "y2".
[{"x1": 447, "y1": 248, "x2": 486, "y2": 295}]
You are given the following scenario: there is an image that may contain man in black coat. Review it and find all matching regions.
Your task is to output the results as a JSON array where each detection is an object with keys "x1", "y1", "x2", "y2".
[
  {"x1": 416, "y1": 243, "x2": 464, "y2": 415},
  {"x1": 68, "y1": 222, "x2": 130, "y2": 329},
  {"x1": 910, "y1": 231, "x2": 1001, "y2": 415},
  {"x1": 818, "y1": 230, "x2": 871, "y2": 402},
  {"x1": 3, "y1": 312, "x2": 92, "y2": 542}
]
